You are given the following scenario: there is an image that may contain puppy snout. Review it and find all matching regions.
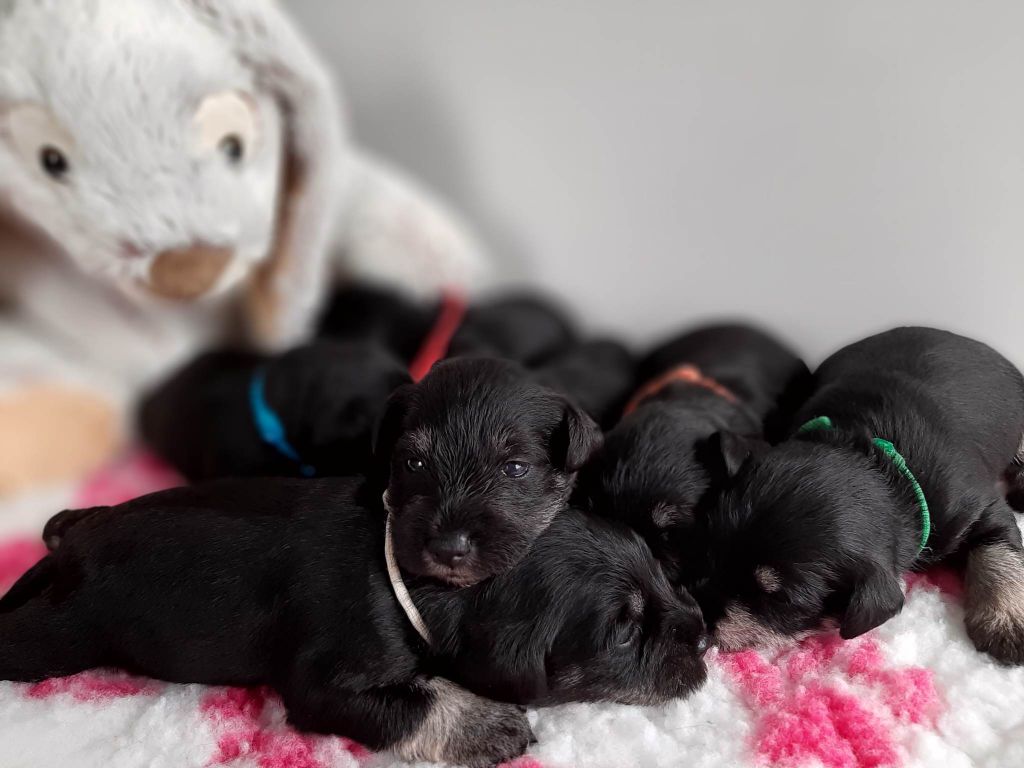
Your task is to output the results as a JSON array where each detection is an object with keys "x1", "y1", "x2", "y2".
[
  {"x1": 146, "y1": 244, "x2": 234, "y2": 300},
  {"x1": 427, "y1": 531, "x2": 474, "y2": 568}
]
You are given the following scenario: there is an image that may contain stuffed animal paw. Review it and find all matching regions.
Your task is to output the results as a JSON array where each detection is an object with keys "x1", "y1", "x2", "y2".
[{"x1": 0, "y1": 385, "x2": 120, "y2": 496}]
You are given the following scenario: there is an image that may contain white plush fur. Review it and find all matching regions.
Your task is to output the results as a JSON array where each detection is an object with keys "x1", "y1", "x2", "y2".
[{"x1": 0, "y1": 0, "x2": 484, "y2": 395}]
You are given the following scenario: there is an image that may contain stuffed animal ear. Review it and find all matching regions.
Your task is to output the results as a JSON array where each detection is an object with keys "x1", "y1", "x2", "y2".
[
  {"x1": 551, "y1": 400, "x2": 603, "y2": 473},
  {"x1": 708, "y1": 431, "x2": 771, "y2": 478},
  {"x1": 839, "y1": 566, "x2": 905, "y2": 639},
  {"x1": 372, "y1": 384, "x2": 414, "y2": 471},
  {"x1": 190, "y1": 0, "x2": 345, "y2": 349}
]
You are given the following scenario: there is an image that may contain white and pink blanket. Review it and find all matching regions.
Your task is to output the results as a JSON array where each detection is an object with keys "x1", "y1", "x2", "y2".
[{"x1": 1, "y1": 452, "x2": 1022, "y2": 768}]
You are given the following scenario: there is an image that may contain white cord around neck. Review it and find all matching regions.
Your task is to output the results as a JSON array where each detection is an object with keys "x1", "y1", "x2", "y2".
[{"x1": 384, "y1": 508, "x2": 433, "y2": 645}]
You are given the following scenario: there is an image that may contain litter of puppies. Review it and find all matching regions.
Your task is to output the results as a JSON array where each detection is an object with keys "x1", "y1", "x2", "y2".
[{"x1": 4, "y1": 286, "x2": 1024, "y2": 766}]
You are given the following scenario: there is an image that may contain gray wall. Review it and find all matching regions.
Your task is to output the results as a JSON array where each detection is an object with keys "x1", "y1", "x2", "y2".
[{"x1": 291, "y1": 0, "x2": 1024, "y2": 365}]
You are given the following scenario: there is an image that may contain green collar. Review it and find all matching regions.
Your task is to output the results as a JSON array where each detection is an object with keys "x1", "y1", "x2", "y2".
[{"x1": 798, "y1": 416, "x2": 931, "y2": 551}]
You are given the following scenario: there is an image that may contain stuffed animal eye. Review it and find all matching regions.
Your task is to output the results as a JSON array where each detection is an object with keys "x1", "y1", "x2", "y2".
[
  {"x1": 194, "y1": 91, "x2": 259, "y2": 164},
  {"x1": 39, "y1": 146, "x2": 70, "y2": 180},
  {"x1": 405, "y1": 457, "x2": 426, "y2": 473},
  {"x1": 218, "y1": 134, "x2": 245, "y2": 164},
  {"x1": 501, "y1": 461, "x2": 530, "y2": 478},
  {"x1": 5, "y1": 104, "x2": 77, "y2": 182}
]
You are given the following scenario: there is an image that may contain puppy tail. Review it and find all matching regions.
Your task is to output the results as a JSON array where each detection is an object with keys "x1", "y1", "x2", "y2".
[{"x1": 0, "y1": 556, "x2": 55, "y2": 614}]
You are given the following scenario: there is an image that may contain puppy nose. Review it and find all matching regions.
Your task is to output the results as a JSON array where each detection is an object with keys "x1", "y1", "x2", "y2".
[
  {"x1": 147, "y1": 244, "x2": 234, "y2": 300},
  {"x1": 427, "y1": 532, "x2": 473, "y2": 568}
]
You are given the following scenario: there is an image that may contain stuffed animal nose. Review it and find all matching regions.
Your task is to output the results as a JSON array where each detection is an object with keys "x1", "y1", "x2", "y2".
[
  {"x1": 147, "y1": 244, "x2": 234, "y2": 300},
  {"x1": 427, "y1": 532, "x2": 473, "y2": 568}
]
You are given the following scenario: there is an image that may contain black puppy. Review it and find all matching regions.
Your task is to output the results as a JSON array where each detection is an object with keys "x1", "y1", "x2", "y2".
[
  {"x1": 318, "y1": 284, "x2": 578, "y2": 368},
  {"x1": 700, "y1": 327, "x2": 1024, "y2": 664},
  {"x1": 584, "y1": 323, "x2": 810, "y2": 583},
  {"x1": 534, "y1": 338, "x2": 636, "y2": 430},
  {"x1": 378, "y1": 357, "x2": 603, "y2": 586},
  {"x1": 0, "y1": 478, "x2": 709, "y2": 766},
  {"x1": 139, "y1": 340, "x2": 409, "y2": 482}
]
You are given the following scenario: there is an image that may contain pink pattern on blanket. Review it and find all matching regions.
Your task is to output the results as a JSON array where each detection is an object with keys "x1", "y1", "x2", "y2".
[
  {"x1": 75, "y1": 449, "x2": 183, "y2": 507},
  {"x1": 202, "y1": 687, "x2": 370, "y2": 768},
  {"x1": 27, "y1": 671, "x2": 159, "y2": 701},
  {"x1": 905, "y1": 567, "x2": 964, "y2": 599},
  {"x1": 720, "y1": 633, "x2": 941, "y2": 768}
]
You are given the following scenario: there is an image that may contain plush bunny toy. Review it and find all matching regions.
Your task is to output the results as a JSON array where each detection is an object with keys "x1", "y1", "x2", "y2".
[{"x1": 0, "y1": 0, "x2": 484, "y2": 493}]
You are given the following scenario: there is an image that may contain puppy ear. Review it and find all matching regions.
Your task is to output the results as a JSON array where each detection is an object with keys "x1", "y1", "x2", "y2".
[
  {"x1": 708, "y1": 431, "x2": 770, "y2": 477},
  {"x1": 552, "y1": 401, "x2": 603, "y2": 473},
  {"x1": 839, "y1": 566, "x2": 905, "y2": 639},
  {"x1": 372, "y1": 384, "x2": 414, "y2": 469}
]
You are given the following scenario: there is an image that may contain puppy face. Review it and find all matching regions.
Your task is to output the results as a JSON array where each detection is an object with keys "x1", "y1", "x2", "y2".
[
  {"x1": 699, "y1": 433, "x2": 906, "y2": 651},
  {"x1": 378, "y1": 359, "x2": 602, "y2": 586},
  {"x1": 449, "y1": 512, "x2": 709, "y2": 705},
  {"x1": 584, "y1": 407, "x2": 720, "y2": 585}
]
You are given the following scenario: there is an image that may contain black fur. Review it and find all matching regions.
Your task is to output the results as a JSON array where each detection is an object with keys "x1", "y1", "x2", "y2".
[
  {"x1": 318, "y1": 284, "x2": 577, "y2": 367},
  {"x1": 583, "y1": 323, "x2": 809, "y2": 584},
  {"x1": 0, "y1": 478, "x2": 708, "y2": 765},
  {"x1": 534, "y1": 338, "x2": 636, "y2": 430},
  {"x1": 316, "y1": 284, "x2": 437, "y2": 364},
  {"x1": 378, "y1": 358, "x2": 603, "y2": 586},
  {"x1": 449, "y1": 294, "x2": 577, "y2": 366},
  {"x1": 700, "y1": 327, "x2": 1024, "y2": 663},
  {"x1": 138, "y1": 341, "x2": 409, "y2": 482}
]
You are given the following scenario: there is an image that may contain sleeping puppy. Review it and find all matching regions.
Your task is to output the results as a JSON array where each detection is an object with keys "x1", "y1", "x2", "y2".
[
  {"x1": 316, "y1": 283, "x2": 437, "y2": 364},
  {"x1": 139, "y1": 340, "x2": 409, "y2": 481},
  {"x1": 583, "y1": 323, "x2": 810, "y2": 584},
  {"x1": 318, "y1": 284, "x2": 578, "y2": 367},
  {"x1": 378, "y1": 357, "x2": 603, "y2": 586},
  {"x1": 534, "y1": 338, "x2": 636, "y2": 430},
  {"x1": 700, "y1": 327, "x2": 1024, "y2": 664},
  {"x1": 1, "y1": 478, "x2": 709, "y2": 766},
  {"x1": 449, "y1": 293, "x2": 578, "y2": 366}
]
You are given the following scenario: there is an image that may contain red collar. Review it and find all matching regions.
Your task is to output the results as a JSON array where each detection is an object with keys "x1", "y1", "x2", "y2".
[
  {"x1": 623, "y1": 364, "x2": 739, "y2": 417},
  {"x1": 407, "y1": 291, "x2": 469, "y2": 382}
]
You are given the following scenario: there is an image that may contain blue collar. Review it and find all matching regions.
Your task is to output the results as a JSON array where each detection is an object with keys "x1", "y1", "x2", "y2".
[{"x1": 249, "y1": 369, "x2": 316, "y2": 477}]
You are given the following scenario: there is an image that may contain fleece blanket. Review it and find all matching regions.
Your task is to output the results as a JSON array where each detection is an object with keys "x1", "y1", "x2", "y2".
[{"x1": 1, "y1": 452, "x2": 1022, "y2": 768}]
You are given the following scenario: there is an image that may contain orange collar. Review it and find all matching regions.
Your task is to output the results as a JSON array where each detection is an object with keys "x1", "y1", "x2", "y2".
[
  {"x1": 623, "y1": 364, "x2": 739, "y2": 417},
  {"x1": 408, "y1": 291, "x2": 469, "y2": 383}
]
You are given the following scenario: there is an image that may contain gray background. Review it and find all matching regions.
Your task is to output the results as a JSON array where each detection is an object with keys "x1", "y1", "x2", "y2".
[{"x1": 291, "y1": 0, "x2": 1024, "y2": 365}]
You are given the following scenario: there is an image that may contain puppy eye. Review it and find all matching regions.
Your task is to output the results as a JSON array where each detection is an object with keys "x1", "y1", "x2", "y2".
[
  {"x1": 39, "y1": 146, "x2": 70, "y2": 180},
  {"x1": 405, "y1": 458, "x2": 426, "y2": 473},
  {"x1": 501, "y1": 461, "x2": 530, "y2": 479}
]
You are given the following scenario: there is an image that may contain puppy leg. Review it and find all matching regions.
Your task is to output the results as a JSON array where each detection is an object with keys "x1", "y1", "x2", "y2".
[
  {"x1": 0, "y1": 597, "x2": 101, "y2": 681},
  {"x1": 963, "y1": 501, "x2": 1024, "y2": 665},
  {"x1": 391, "y1": 678, "x2": 533, "y2": 766},
  {"x1": 282, "y1": 673, "x2": 532, "y2": 767}
]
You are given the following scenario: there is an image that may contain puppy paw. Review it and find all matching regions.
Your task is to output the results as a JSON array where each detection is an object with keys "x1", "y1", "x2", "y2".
[
  {"x1": 965, "y1": 543, "x2": 1024, "y2": 665},
  {"x1": 447, "y1": 701, "x2": 533, "y2": 767},
  {"x1": 395, "y1": 678, "x2": 533, "y2": 766},
  {"x1": 966, "y1": 610, "x2": 1024, "y2": 665}
]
